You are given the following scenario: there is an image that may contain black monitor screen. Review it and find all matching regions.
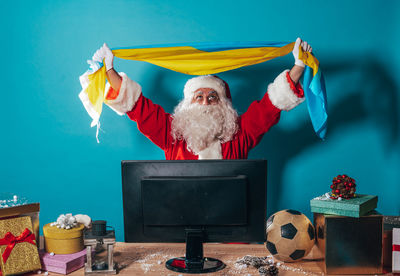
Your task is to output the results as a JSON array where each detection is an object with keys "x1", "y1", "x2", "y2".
[
  {"x1": 122, "y1": 160, "x2": 267, "y2": 243},
  {"x1": 142, "y1": 175, "x2": 247, "y2": 226}
]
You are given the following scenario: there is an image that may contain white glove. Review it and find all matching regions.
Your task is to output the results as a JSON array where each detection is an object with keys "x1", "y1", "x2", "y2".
[
  {"x1": 92, "y1": 43, "x2": 114, "y2": 71},
  {"x1": 292, "y1": 37, "x2": 313, "y2": 67}
]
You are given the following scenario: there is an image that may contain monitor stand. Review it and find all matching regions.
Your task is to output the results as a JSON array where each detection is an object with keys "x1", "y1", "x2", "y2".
[{"x1": 165, "y1": 229, "x2": 226, "y2": 274}]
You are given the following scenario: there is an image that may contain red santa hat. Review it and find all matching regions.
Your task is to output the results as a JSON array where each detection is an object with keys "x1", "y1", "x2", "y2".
[{"x1": 183, "y1": 75, "x2": 232, "y2": 102}]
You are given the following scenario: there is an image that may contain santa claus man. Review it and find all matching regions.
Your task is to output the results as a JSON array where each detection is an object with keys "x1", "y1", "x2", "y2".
[{"x1": 92, "y1": 38, "x2": 312, "y2": 160}]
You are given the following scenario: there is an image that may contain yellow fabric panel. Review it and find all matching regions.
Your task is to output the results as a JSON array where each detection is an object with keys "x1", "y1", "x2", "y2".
[
  {"x1": 86, "y1": 65, "x2": 106, "y2": 115},
  {"x1": 112, "y1": 43, "x2": 295, "y2": 75}
]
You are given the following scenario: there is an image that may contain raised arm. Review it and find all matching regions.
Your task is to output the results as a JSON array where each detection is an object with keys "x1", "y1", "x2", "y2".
[
  {"x1": 239, "y1": 38, "x2": 313, "y2": 149},
  {"x1": 106, "y1": 68, "x2": 122, "y2": 91},
  {"x1": 91, "y1": 43, "x2": 173, "y2": 151}
]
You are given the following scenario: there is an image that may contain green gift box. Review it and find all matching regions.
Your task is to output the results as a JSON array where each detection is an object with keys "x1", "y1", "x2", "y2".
[{"x1": 310, "y1": 194, "x2": 377, "y2": 218}]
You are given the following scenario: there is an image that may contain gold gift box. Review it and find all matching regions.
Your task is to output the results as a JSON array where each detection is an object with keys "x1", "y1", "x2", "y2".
[
  {"x1": 43, "y1": 223, "x2": 85, "y2": 254},
  {"x1": 0, "y1": 203, "x2": 40, "y2": 246},
  {"x1": 0, "y1": 216, "x2": 41, "y2": 275},
  {"x1": 314, "y1": 211, "x2": 383, "y2": 274}
]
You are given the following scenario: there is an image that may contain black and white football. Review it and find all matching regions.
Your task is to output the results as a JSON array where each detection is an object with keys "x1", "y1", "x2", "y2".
[{"x1": 266, "y1": 209, "x2": 315, "y2": 262}]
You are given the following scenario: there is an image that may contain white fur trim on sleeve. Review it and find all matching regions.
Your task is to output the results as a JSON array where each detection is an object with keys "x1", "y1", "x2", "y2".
[
  {"x1": 197, "y1": 141, "x2": 222, "y2": 160},
  {"x1": 267, "y1": 70, "x2": 305, "y2": 111},
  {"x1": 104, "y1": 72, "x2": 142, "y2": 115}
]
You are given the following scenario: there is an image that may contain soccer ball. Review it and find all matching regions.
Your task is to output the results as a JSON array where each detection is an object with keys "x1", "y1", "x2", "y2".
[{"x1": 266, "y1": 209, "x2": 315, "y2": 262}]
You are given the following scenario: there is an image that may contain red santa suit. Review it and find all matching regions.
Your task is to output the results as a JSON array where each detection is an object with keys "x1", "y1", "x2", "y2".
[{"x1": 104, "y1": 70, "x2": 304, "y2": 160}]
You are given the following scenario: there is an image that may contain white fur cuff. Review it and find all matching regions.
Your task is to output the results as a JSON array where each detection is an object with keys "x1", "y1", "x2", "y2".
[
  {"x1": 267, "y1": 70, "x2": 305, "y2": 111},
  {"x1": 105, "y1": 72, "x2": 142, "y2": 115}
]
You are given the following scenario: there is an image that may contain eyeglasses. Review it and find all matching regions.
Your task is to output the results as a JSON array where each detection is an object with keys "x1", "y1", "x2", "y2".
[{"x1": 193, "y1": 90, "x2": 219, "y2": 104}]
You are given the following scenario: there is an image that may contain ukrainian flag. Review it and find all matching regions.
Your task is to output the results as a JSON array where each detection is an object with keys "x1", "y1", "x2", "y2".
[{"x1": 79, "y1": 42, "x2": 327, "y2": 140}]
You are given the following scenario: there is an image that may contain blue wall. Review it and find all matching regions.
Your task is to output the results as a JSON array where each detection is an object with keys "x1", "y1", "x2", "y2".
[{"x1": 1, "y1": 0, "x2": 399, "y2": 241}]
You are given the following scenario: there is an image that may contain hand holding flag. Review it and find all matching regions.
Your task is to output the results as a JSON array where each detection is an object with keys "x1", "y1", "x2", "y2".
[
  {"x1": 92, "y1": 43, "x2": 114, "y2": 71},
  {"x1": 292, "y1": 37, "x2": 313, "y2": 67}
]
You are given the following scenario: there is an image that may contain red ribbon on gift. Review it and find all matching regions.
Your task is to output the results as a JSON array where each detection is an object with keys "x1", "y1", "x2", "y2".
[
  {"x1": 0, "y1": 228, "x2": 36, "y2": 264},
  {"x1": 394, "y1": 244, "x2": 400, "y2": 251}
]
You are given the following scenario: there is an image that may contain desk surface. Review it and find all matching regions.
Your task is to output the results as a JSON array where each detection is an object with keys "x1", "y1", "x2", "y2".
[{"x1": 32, "y1": 242, "x2": 392, "y2": 276}]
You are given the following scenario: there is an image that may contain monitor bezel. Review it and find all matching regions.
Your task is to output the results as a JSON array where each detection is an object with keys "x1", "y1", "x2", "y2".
[{"x1": 121, "y1": 159, "x2": 267, "y2": 243}]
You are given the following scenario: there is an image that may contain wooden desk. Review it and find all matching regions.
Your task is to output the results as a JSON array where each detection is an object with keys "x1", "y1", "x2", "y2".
[{"x1": 33, "y1": 243, "x2": 393, "y2": 276}]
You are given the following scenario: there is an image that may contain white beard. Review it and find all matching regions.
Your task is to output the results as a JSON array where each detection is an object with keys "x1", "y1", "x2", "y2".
[{"x1": 171, "y1": 99, "x2": 239, "y2": 155}]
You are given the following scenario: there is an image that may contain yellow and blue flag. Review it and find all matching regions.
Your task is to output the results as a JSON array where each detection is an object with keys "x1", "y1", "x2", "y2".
[{"x1": 79, "y1": 41, "x2": 327, "y2": 140}]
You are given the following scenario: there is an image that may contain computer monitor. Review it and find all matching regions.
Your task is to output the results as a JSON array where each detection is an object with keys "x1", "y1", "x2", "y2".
[{"x1": 121, "y1": 160, "x2": 267, "y2": 273}]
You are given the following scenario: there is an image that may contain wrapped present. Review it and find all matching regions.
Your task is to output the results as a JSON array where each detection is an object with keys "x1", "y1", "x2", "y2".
[
  {"x1": 43, "y1": 223, "x2": 85, "y2": 254},
  {"x1": 393, "y1": 228, "x2": 400, "y2": 273},
  {"x1": 383, "y1": 216, "x2": 400, "y2": 270},
  {"x1": 310, "y1": 193, "x2": 377, "y2": 218},
  {"x1": 0, "y1": 216, "x2": 41, "y2": 275},
  {"x1": 39, "y1": 248, "x2": 94, "y2": 274},
  {"x1": 314, "y1": 211, "x2": 383, "y2": 274},
  {"x1": 0, "y1": 200, "x2": 40, "y2": 246}
]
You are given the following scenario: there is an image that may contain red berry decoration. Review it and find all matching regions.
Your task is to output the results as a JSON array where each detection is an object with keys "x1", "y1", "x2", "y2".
[{"x1": 330, "y1": 174, "x2": 356, "y2": 199}]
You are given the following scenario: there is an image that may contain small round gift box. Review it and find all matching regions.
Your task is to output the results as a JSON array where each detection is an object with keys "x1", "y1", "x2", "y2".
[{"x1": 43, "y1": 223, "x2": 85, "y2": 254}]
